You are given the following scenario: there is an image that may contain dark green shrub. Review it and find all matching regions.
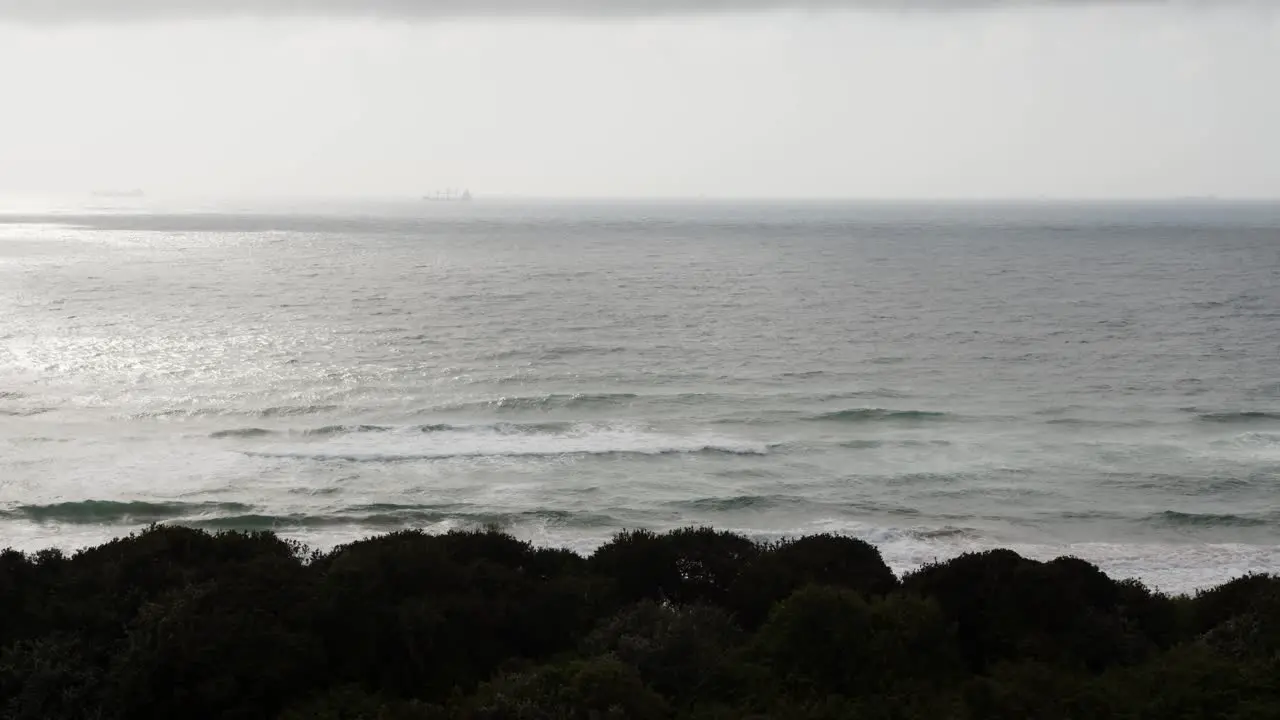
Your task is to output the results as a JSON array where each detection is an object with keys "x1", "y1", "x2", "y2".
[
  {"x1": 589, "y1": 527, "x2": 760, "y2": 607},
  {"x1": 728, "y1": 534, "x2": 897, "y2": 628},
  {"x1": 311, "y1": 529, "x2": 607, "y2": 701},
  {"x1": 1, "y1": 524, "x2": 1277, "y2": 720},
  {"x1": 1197, "y1": 580, "x2": 1280, "y2": 661},
  {"x1": 962, "y1": 661, "x2": 1092, "y2": 720},
  {"x1": 55, "y1": 526, "x2": 305, "y2": 648},
  {"x1": 1093, "y1": 644, "x2": 1280, "y2": 720},
  {"x1": 1190, "y1": 573, "x2": 1280, "y2": 637},
  {"x1": 0, "y1": 549, "x2": 40, "y2": 646},
  {"x1": 583, "y1": 601, "x2": 757, "y2": 704},
  {"x1": 0, "y1": 634, "x2": 105, "y2": 720},
  {"x1": 276, "y1": 686, "x2": 443, "y2": 720},
  {"x1": 1115, "y1": 578, "x2": 1183, "y2": 650},
  {"x1": 103, "y1": 554, "x2": 320, "y2": 720},
  {"x1": 461, "y1": 657, "x2": 669, "y2": 720},
  {"x1": 903, "y1": 551, "x2": 1148, "y2": 671},
  {"x1": 754, "y1": 586, "x2": 959, "y2": 697}
]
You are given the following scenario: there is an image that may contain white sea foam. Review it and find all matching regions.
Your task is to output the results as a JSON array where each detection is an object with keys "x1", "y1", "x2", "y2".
[{"x1": 249, "y1": 422, "x2": 769, "y2": 461}]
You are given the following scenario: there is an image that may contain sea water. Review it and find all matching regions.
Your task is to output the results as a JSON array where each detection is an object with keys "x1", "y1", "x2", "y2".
[{"x1": 2, "y1": 198, "x2": 1278, "y2": 593}]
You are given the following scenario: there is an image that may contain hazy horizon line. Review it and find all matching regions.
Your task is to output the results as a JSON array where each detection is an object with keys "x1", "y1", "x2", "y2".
[
  {"x1": 0, "y1": 0, "x2": 1255, "y2": 25},
  {"x1": 4, "y1": 192, "x2": 1279, "y2": 209}
]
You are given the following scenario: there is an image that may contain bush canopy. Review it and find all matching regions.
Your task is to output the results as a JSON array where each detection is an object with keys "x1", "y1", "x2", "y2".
[{"x1": 1, "y1": 525, "x2": 1276, "y2": 719}]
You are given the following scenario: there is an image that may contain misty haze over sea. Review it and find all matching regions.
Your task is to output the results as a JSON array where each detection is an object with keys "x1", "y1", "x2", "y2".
[{"x1": 1, "y1": 198, "x2": 1277, "y2": 593}]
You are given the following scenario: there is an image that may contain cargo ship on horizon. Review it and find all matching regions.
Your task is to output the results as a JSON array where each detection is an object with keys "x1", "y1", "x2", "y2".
[{"x1": 422, "y1": 189, "x2": 472, "y2": 202}]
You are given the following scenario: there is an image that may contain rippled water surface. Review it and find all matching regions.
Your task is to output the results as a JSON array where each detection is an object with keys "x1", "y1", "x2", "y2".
[{"x1": 2, "y1": 199, "x2": 1278, "y2": 592}]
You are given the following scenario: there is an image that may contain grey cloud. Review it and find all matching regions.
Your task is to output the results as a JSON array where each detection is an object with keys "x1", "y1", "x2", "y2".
[{"x1": 0, "y1": 0, "x2": 1224, "y2": 23}]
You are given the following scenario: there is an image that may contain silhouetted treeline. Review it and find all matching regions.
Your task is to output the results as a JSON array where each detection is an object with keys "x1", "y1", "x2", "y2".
[{"x1": 2, "y1": 525, "x2": 1277, "y2": 719}]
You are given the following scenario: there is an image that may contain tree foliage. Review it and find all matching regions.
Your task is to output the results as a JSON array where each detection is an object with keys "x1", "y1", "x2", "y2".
[{"x1": 0, "y1": 524, "x2": 1275, "y2": 719}]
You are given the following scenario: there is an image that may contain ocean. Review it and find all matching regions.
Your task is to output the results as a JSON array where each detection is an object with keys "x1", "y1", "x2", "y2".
[{"x1": 2, "y1": 198, "x2": 1278, "y2": 593}]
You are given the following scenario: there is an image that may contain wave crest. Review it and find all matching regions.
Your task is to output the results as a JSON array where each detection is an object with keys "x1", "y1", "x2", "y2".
[
  {"x1": 1195, "y1": 411, "x2": 1280, "y2": 424},
  {"x1": 209, "y1": 421, "x2": 585, "y2": 440},
  {"x1": 136, "y1": 404, "x2": 341, "y2": 420},
  {"x1": 238, "y1": 421, "x2": 769, "y2": 462},
  {"x1": 210, "y1": 427, "x2": 276, "y2": 439},
  {"x1": 4, "y1": 500, "x2": 253, "y2": 524},
  {"x1": 811, "y1": 408, "x2": 950, "y2": 423},
  {"x1": 439, "y1": 393, "x2": 639, "y2": 412},
  {"x1": 245, "y1": 442, "x2": 767, "y2": 463},
  {"x1": 673, "y1": 494, "x2": 806, "y2": 512},
  {"x1": 186, "y1": 507, "x2": 619, "y2": 532},
  {"x1": 1149, "y1": 510, "x2": 1276, "y2": 528}
]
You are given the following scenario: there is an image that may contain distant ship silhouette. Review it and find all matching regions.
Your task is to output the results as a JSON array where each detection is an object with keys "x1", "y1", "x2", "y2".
[{"x1": 422, "y1": 189, "x2": 472, "y2": 202}]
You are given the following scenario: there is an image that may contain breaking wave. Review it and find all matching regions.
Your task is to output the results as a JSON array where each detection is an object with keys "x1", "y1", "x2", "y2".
[
  {"x1": 245, "y1": 443, "x2": 768, "y2": 463},
  {"x1": 228, "y1": 420, "x2": 770, "y2": 463},
  {"x1": 3, "y1": 500, "x2": 253, "y2": 524},
  {"x1": 0, "y1": 500, "x2": 619, "y2": 532},
  {"x1": 134, "y1": 404, "x2": 341, "y2": 420},
  {"x1": 673, "y1": 494, "x2": 811, "y2": 512},
  {"x1": 810, "y1": 408, "x2": 951, "y2": 423},
  {"x1": 667, "y1": 495, "x2": 931, "y2": 520},
  {"x1": 1194, "y1": 410, "x2": 1280, "y2": 424},
  {"x1": 0, "y1": 407, "x2": 53, "y2": 417},
  {"x1": 186, "y1": 507, "x2": 619, "y2": 532},
  {"x1": 209, "y1": 420, "x2": 628, "y2": 440},
  {"x1": 1223, "y1": 432, "x2": 1280, "y2": 450},
  {"x1": 437, "y1": 393, "x2": 640, "y2": 412},
  {"x1": 1148, "y1": 510, "x2": 1277, "y2": 529},
  {"x1": 209, "y1": 427, "x2": 276, "y2": 439}
]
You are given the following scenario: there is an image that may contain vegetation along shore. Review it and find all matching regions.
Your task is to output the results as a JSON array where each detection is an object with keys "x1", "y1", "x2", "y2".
[{"x1": 2, "y1": 525, "x2": 1277, "y2": 719}]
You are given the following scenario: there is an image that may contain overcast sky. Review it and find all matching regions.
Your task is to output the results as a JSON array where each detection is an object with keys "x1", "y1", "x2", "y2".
[{"x1": 1, "y1": 2, "x2": 1277, "y2": 199}]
